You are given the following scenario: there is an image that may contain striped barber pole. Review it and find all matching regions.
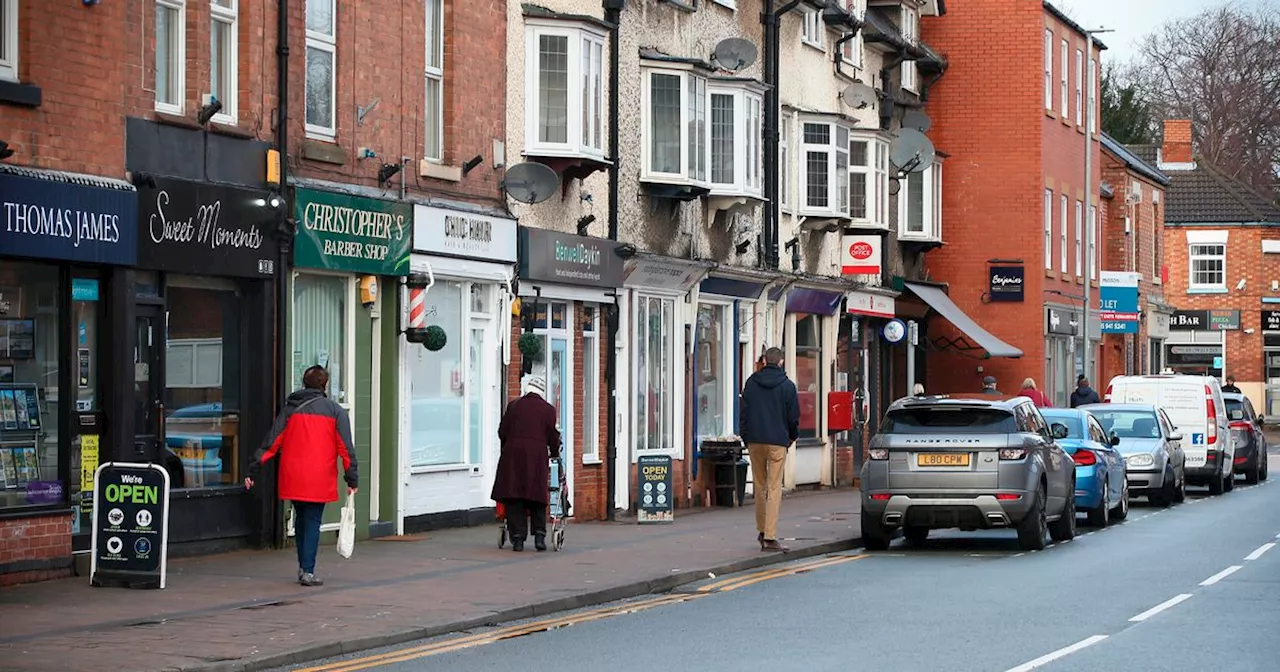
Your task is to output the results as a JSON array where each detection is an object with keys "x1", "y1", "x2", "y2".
[{"x1": 408, "y1": 287, "x2": 427, "y2": 329}]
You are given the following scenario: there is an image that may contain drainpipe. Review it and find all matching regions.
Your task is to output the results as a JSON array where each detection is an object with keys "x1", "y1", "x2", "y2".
[
  {"x1": 271, "y1": 0, "x2": 292, "y2": 549},
  {"x1": 603, "y1": 0, "x2": 623, "y2": 521},
  {"x1": 762, "y1": 1, "x2": 801, "y2": 270}
]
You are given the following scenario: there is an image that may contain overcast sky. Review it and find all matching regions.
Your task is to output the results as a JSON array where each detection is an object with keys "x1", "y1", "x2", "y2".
[{"x1": 1053, "y1": 0, "x2": 1273, "y2": 64}]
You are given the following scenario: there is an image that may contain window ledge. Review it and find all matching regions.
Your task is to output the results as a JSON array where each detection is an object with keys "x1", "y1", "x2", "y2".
[
  {"x1": 209, "y1": 122, "x2": 255, "y2": 139},
  {"x1": 802, "y1": 40, "x2": 826, "y2": 54},
  {"x1": 524, "y1": 147, "x2": 610, "y2": 164},
  {"x1": 706, "y1": 188, "x2": 766, "y2": 202},
  {"x1": 581, "y1": 456, "x2": 604, "y2": 466},
  {"x1": 154, "y1": 112, "x2": 202, "y2": 130},
  {"x1": 301, "y1": 140, "x2": 348, "y2": 165},
  {"x1": 844, "y1": 222, "x2": 890, "y2": 232},
  {"x1": 1188, "y1": 287, "x2": 1228, "y2": 295},
  {"x1": 420, "y1": 160, "x2": 463, "y2": 182},
  {"x1": 642, "y1": 179, "x2": 711, "y2": 202},
  {"x1": 1045, "y1": 268, "x2": 1057, "y2": 278},
  {"x1": 528, "y1": 154, "x2": 612, "y2": 189},
  {"x1": 0, "y1": 80, "x2": 42, "y2": 107},
  {"x1": 899, "y1": 236, "x2": 944, "y2": 252},
  {"x1": 410, "y1": 463, "x2": 479, "y2": 475}
]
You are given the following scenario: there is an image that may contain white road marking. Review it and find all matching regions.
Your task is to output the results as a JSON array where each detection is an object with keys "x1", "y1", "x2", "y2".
[
  {"x1": 1245, "y1": 543, "x2": 1276, "y2": 561},
  {"x1": 1129, "y1": 594, "x2": 1194, "y2": 622},
  {"x1": 1200, "y1": 565, "x2": 1243, "y2": 586},
  {"x1": 1003, "y1": 635, "x2": 1109, "y2": 672}
]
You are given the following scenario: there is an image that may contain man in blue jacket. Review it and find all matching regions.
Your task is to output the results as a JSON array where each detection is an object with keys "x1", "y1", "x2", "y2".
[{"x1": 740, "y1": 347, "x2": 800, "y2": 553}]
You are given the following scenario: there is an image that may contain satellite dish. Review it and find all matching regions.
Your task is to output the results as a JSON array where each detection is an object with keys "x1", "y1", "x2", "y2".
[
  {"x1": 902, "y1": 109, "x2": 932, "y2": 132},
  {"x1": 839, "y1": 82, "x2": 877, "y2": 110},
  {"x1": 502, "y1": 162, "x2": 560, "y2": 204},
  {"x1": 712, "y1": 38, "x2": 758, "y2": 72},
  {"x1": 889, "y1": 128, "x2": 936, "y2": 174}
]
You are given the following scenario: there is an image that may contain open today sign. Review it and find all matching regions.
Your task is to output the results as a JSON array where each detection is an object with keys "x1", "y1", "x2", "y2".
[{"x1": 90, "y1": 463, "x2": 171, "y2": 590}]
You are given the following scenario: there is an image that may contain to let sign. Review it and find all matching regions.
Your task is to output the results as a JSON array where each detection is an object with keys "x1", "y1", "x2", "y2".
[
  {"x1": 294, "y1": 188, "x2": 412, "y2": 276},
  {"x1": 90, "y1": 462, "x2": 170, "y2": 590},
  {"x1": 637, "y1": 454, "x2": 674, "y2": 524},
  {"x1": 1099, "y1": 271, "x2": 1141, "y2": 334},
  {"x1": 988, "y1": 266, "x2": 1025, "y2": 302}
]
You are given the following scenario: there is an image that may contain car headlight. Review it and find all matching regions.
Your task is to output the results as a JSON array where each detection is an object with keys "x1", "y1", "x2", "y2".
[{"x1": 1127, "y1": 453, "x2": 1155, "y2": 468}]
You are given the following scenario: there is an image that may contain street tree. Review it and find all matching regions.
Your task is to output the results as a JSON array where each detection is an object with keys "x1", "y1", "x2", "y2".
[
  {"x1": 1132, "y1": 5, "x2": 1280, "y2": 195},
  {"x1": 1100, "y1": 63, "x2": 1155, "y2": 145}
]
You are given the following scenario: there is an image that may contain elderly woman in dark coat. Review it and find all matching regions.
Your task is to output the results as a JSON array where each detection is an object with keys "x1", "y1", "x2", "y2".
[{"x1": 492, "y1": 375, "x2": 561, "y2": 552}]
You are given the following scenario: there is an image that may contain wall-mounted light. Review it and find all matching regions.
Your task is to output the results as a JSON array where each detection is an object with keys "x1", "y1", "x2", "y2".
[
  {"x1": 377, "y1": 163, "x2": 402, "y2": 188},
  {"x1": 197, "y1": 98, "x2": 224, "y2": 126},
  {"x1": 576, "y1": 214, "x2": 596, "y2": 236}
]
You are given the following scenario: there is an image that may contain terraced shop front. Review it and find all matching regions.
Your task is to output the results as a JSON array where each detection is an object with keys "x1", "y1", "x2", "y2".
[{"x1": 289, "y1": 187, "x2": 409, "y2": 542}]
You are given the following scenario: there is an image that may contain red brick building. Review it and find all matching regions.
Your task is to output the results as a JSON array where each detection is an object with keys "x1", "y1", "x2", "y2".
[
  {"x1": 1142, "y1": 120, "x2": 1280, "y2": 415},
  {"x1": 919, "y1": 1, "x2": 1104, "y2": 405},
  {"x1": 1097, "y1": 133, "x2": 1171, "y2": 386}
]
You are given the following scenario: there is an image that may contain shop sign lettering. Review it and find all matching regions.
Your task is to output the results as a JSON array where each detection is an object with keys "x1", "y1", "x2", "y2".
[
  {"x1": 0, "y1": 171, "x2": 138, "y2": 265},
  {"x1": 136, "y1": 178, "x2": 279, "y2": 278},
  {"x1": 296, "y1": 189, "x2": 412, "y2": 275}
]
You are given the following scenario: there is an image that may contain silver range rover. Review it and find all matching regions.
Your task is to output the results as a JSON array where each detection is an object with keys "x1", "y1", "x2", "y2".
[{"x1": 860, "y1": 395, "x2": 1077, "y2": 552}]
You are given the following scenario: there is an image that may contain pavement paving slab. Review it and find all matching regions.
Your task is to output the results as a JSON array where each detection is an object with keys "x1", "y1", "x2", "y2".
[{"x1": 0, "y1": 489, "x2": 860, "y2": 672}]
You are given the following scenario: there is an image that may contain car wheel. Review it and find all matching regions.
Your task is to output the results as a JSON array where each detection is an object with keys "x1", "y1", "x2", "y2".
[
  {"x1": 1260, "y1": 454, "x2": 1269, "y2": 482},
  {"x1": 1209, "y1": 471, "x2": 1225, "y2": 496},
  {"x1": 1049, "y1": 483, "x2": 1077, "y2": 542},
  {"x1": 904, "y1": 526, "x2": 929, "y2": 546},
  {"x1": 1087, "y1": 480, "x2": 1110, "y2": 527},
  {"x1": 1111, "y1": 481, "x2": 1130, "y2": 520},
  {"x1": 1150, "y1": 468, "x2": 1175, "y2": 507},
  {"x1": 1017, "y1": 484, "x2": 1049, "y2": 552},
  {"x1": 1174, "y1": 473, "x2": 1187, "y2": 503},
  {"x1": 862, "y1": 509, "x2": 893, "y2": 551},
  {"x1": 1245, "y1": 455, "x2": 1261, "y2": 485}
]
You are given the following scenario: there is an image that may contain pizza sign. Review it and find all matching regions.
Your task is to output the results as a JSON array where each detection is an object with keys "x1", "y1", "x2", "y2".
[{"x1": 841, "y1": 235, "x2": 881, "y2": 275}]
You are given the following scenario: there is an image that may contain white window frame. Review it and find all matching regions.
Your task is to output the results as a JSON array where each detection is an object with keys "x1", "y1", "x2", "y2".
[
  {"x1": 210, "y1": 0, "x2": 238, "y2": 125},
  {"x1": 633, "y1": 293, "x2": 681, "y2": 457},
  {"x1": 581, "y1": 304, "x2": 601, "y2": 462},
  {"x1": 710, "y1": 0, "x2": 737, "y2": 9},
  {"x1": 780, "y1": 115, "x2": 791, "y2": 211},
  {"x1": 1044, "y1": 189, "x2": 1053, "y2": 269},
  {"x1": 640, "y1": 66, "x2": 707, "y2": 185},
  {"x1": 847, "y1": 133, "x2": 890, "y2": 229},
  {"x1": 525, "y1": 21, "x2": 607, "y2": 161},
  {"x1": 1060, "y1": 39, "x2": 1069, "y2": 119},
  {"x1": 799, "y1": 119, "x2": 850, "y2": 218},
  {"x1": 0, "y1": 0, "x2": 16, "y2": 83},
  {"x1": 1187, "y1": 230, "x2": 1229, "y2": 291},
  {"x1": 1074, "y1": 200, "x2": 1083, "y2": 277},
  {"x1": 1043, "y1": 29, "x2": 1053, "y2": 110},
  {"x1": 304, "y1": 0, "x2": 337, "y2": 139},
  {"x1": 801, "y1": 8, "x2": 824, "y2": 50},
  {"x1": 900, "y1": 6, "x2": 919, "y2": 93},
  {"x1": 898, "y1": 162, "x2": 942, "y2": 241},
  {"x1": 424, "y1": 0, "x2": 444, "y2": 162},
  {"x1": 155, "y1": 0, "x2": 187, "y2": 115},
  {"x1": 1091, "y1": 58, "x2": 1100, "y2": 134},
  {"x1": 707, "y1": 85, "x2": 764, "y2": 198},
  {"x1": 1075, "y1": 48, "x2": 1084, "y2": 127},
  {"x1": 840, "y1": 0, "x2": 866, "y2": 70},
  {"x1": 1089, "y1": 205, "x2": 1099, "y2": 280},
  {"x1": 1060, "y1": 194, "x2": 1068, "y2": 273}
]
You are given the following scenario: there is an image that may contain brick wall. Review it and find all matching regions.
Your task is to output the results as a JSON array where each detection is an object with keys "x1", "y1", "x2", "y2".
[{"x1": 0, "y1": 514, "x2": 73, "y2": 587}]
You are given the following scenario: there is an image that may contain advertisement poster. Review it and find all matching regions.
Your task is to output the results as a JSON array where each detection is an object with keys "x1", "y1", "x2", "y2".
[
  {"x1": 90, "y1": 462, "x2": 172, "y2": 590},
  {"x1": 81, "y1": 435, "x2": 100, "y2": 494},
  {"x1": 637, "y1": 454, "x2": 674, "y2": 524}
]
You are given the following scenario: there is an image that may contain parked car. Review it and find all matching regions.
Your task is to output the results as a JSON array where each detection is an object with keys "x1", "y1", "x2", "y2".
[
  {"x1": 861, "y1": 395, "x2": 1076, "y2": 552},
  {"x1": 1041, "y1": 408, "x2": 1129, "y2": 526},
  {"x1": 1082, "y1": 403, "x2": 1186, "y2": 507},
  {"x1": 1224, "y1": 392, "x2": 1269, "y2": 484},
  {"x1": 1103, "y1": 374, "x2": 1234, "y2": 495}
]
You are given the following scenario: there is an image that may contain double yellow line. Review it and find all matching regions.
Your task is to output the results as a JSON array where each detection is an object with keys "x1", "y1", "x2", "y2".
[{"x1": 297, "y1": 553, "x2": 866, "y2": 671}]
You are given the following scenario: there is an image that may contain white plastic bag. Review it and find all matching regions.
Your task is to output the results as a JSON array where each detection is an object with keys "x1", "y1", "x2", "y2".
[{"x1": 336, "y1": 496, "x2": 356, "y2": 559}]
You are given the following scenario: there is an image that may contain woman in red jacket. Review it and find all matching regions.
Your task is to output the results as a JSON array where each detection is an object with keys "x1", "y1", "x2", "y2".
[
  {"x1": 245, "y1": 366, "x2": 358, "y2": 586},
  {"x1": 1020, "y1": 377, "x2": 1052, "y2": 408}
]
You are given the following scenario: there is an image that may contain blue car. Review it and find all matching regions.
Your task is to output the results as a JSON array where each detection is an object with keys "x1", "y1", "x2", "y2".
[{"x1": 1042, "y1": 408, "x2": 1129, "y2": 527}]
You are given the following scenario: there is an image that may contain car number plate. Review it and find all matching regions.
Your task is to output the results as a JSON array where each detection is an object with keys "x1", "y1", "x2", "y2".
[{"x1": 916, "y1": 453, "x2": 970, "y2": 467}]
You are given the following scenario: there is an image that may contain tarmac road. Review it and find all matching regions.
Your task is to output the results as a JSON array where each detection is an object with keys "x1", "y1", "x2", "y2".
[{"x1": 282, "y1": 464, "x2": 1280, "y2": 672}]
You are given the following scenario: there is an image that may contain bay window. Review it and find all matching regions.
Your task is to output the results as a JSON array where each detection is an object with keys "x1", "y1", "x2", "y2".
[
  {"x1": 848, "y1": 134, "x2": 890, "y2": 229},
  {"x1": 634, "y1": 295, "x2": 677, "y2": 454},
  {"x1": 799, "y1": 120, "x2": 850, "y2": 218},
  {"x1": 708, "y1": 86, "x2": 763, "y2": 197},
  {"x1": 526, "y1": 21, "x2": 607, "y2": 159},
  {"x1": 898, "y1": 162, "x2": 942, "y2": 241}
]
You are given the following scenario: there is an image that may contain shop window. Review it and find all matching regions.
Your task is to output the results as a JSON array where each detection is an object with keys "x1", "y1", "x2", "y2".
[
  {"x1": 635, "y1": 295, "x2": 676, "y2": 453},
  {"x1": 795, "y1": 315, "x2": 821, "y2": 440},
  {"x1": 163, "y1": 280, "x2": 243, "y2": 489},
  {"x1": 408, "y1": 281, "x2": 467, "y2": 467},
  {"x1": 581, "y1": 305, "x2": 599, "y2": 461},
  {"x1": 0, "y1": 263, "x2": 62, "y2": 508},
  {"x1": 293, "y1": 274, "x2": 348, "y2": 401},
  {"x1": 696, "y1": 303, "x2": 731, "y2": 440}
]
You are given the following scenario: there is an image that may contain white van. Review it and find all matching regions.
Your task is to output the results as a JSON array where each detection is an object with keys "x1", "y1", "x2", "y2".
[{"x1": 1103, "y1": 374, "x2": 1235, "y2": 494}]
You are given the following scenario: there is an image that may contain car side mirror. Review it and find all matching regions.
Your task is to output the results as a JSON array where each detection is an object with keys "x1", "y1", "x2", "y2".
[
  {"x1": 1051, "y1": 423, "x2": 1070, "y2": 440},
  {"x1": 1110, "y1": 435, "x2": 1121, "y2": 446},
  {"x1": 1168, "y1": 431, "x2": 1184, "y2": 442}
]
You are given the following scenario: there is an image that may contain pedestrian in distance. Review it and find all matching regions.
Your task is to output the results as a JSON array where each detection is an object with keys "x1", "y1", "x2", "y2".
[
  {"x1": 492, "y1": 375, "x2": 561, "y2": 553},
  {"x1": 981, "y1": 375, "x2": 1000, "y2": 396},
  {"x1": 245, "y1": 365, "x2": 358, "y2": 587},
  {"x1": 1070, "y1": 375, "x2": 1101, "y2": 408},
  {"x1": 1222, "y1": 376, "x2": 1241, "y2": 394},
  {"x1": 739, "y1": 347, "x2": 800, "y2": 553},
  {"x1": 1020, "y1": 378, "x2": 1051, "y2": 407}
]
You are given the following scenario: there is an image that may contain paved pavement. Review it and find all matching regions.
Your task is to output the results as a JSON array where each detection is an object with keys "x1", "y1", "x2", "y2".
[
  {"x1": 287, "y1": 454, "x2": 1280, "y2": 672},
  {"x1": 0, "y1": 489, "x2": 860, "y2": 672}
]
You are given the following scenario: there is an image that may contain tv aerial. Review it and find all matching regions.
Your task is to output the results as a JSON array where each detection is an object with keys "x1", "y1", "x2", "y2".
[
  {"x1": 839, "y1": 82, "x2": 878, "y2": 110},
  {"x1": 502, "y1": 162, "x2": 560, "y2": 204},
  {"x1": 901, "y1": 109, "x2": 932, "y2": 132},
  {"x1": 888, "y1": 128, "x2": 936, "y2": 175},
  {"x1": 711, "y1": 38, "x2": 758, "y2": 72}
]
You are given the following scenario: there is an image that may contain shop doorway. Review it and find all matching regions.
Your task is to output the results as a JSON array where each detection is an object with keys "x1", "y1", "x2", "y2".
[{"x1": 133, "y1": 305, "x2": 177, "y2": 483}]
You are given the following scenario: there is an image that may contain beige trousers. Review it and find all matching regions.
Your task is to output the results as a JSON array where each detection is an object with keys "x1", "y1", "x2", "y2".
[{"x1": 748, "y1": 443, "x2": 787, "y2": 541}]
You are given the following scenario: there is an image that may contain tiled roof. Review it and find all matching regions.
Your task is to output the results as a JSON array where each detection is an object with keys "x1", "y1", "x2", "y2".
[
  {"x1": 1152, "y1": 157, "x2": 1280, "y2": 225},
  {"x1": 1101, "y1": 133, "x2": 1170, "y2": 186},
  {"x1": 1043, "y1": 2, "x2": 1109, "y2": 50}
]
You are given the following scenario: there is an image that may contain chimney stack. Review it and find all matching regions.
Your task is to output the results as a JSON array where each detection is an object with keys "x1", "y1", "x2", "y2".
[{"x1": 1161, "y1": 119, "x2": 1193, "y2": 164}]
